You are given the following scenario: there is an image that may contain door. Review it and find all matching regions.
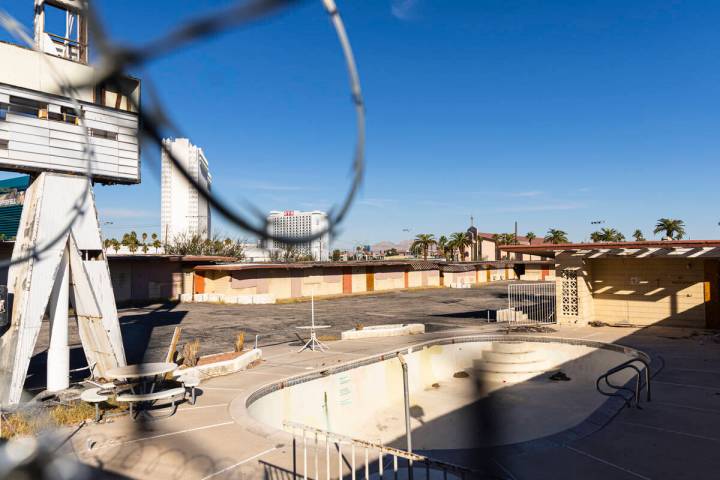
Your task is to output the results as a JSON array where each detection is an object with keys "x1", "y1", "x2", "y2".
[
  {"x1": 404, "y1": 270, "x2": 409, "y2": 289},
  {"x1": 541, "y1": 265, "x2": 550, "y2": 281},
  {"x1": 342, "y1": 267, "x2": 352, "y2": 294},
  {"x1": 193, "y1": 272, "x2": 205, "y2": 294},
  {"x1": 486, "y1": 269, "x2": 491, "y2": 282},
  {"x1": 366, "y1": 267, "x2": 374, "y2": 292}
]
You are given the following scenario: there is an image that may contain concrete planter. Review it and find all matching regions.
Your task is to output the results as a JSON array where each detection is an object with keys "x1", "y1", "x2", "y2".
[
  {"x1": 341, "y1": 323, "x2": 425, "y2": 340},
  {"x1": 176, "y1": 348, "x2": 262, "y2": 379}
]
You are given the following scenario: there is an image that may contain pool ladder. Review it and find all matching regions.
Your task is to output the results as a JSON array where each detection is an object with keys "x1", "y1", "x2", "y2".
[{"x1": 596, "y1": 358, "x2": 651, "y2": 408}]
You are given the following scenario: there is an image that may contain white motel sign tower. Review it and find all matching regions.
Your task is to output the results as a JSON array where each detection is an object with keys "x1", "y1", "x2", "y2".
[{"x1": 0, "y1": 0, "x2": 140, "y2": 405}]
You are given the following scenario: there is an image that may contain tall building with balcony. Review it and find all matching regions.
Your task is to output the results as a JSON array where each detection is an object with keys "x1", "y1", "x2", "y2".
[
  {"x1": 267, "y1": 210, "x2": 330, "y2": 261},
  {"x1": 161, "y1": 138, "x2": 212, "y2": 244}
]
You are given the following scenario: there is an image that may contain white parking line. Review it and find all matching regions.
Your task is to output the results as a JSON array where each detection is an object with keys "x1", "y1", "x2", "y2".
[
  {"x1": 565, "y1": 446, "x2": 651, "y2": 479},
  {"x1": 654, "y1": 380, "x2": 720, "y2": 391},
  {"x1": 86, "y1": 421, "x2": 235, "y2": 453},
  {"x1": 653, "y1": 401, "x2": 720, "y2": 415},
  {"x1": 618, "y1": 421, "x2": 720, "y2": 442},
  {"x1": 199, "y1": 446, "x2": 278, "y2": 480},
  {"x1": 201, "y1": 387, "x2": 245, "y2": 391},
  {"x1": 177, "y1": 403, "x2": 229, "y2": 411}
]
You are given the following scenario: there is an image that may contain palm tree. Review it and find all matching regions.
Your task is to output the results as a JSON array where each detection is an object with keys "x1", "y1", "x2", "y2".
[
  {"x1": 122, "y1": 231, "x2": 139, "y2": 253},
  {"x1": 411, "y1": 234, "x2": 437, "y2": 261},
  {"x1": 526, "y1": 232, "x2": 536, "y2": 244},
  {"x1": 544, "y1": 229, "x2": 569, "y2": 244},
  {"x1": 492, "y1": 233, "x2": 517, "y2": 259},
  {"x1": 151, "y1": 233, "x2": 161, "y2": 253},
  {"x1": 449, "y1": 232, "x2": 470, "y2": 262},
  {"x1": 654, "y1": 218, "x2": 685, "y2": 240},
  {"x1": 437, "y1": 235, "x2": 448, "y2": 259},
  {"x1": 111, "y1": 239, "x2": 120, "y2": 253},
  {"x1": 590, "y1": 227, "x2": 625, "y2": 242},
  {"x1": 103, "y1": 238, "x2": 112, "y2": 252},
  {"x1": 632, "y1": 229, "x2": 645, "y2": 241}
]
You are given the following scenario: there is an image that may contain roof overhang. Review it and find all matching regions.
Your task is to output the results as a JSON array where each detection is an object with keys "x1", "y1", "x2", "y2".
[{"x1": 500, "y1": 240, "x2": 720, "y2": 259}]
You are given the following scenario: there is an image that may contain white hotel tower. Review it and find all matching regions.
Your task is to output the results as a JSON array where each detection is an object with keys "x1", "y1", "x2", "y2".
[
  {"x1": 161, "y1": 138, "x2": 212, "y2": 244},
  {"x1": 267, "y1": 210, "x2": 330, "y2": 261}
]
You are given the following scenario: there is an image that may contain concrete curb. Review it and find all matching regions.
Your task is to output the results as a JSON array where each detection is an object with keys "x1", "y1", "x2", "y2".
[
  {"x1": 341, "y1": 323, "x2": 425, "y2": 340},
  {"x1": 176, "y1": 348, "x2": 262, "y2": 379}
]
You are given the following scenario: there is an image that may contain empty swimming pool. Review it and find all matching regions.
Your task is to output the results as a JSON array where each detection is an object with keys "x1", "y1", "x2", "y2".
[{"x1": 247, "y1": 335, "x2": 646, "y2": 453}]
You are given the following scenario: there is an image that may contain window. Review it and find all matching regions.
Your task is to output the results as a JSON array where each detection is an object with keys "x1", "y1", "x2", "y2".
[
  {"x1": 0, "y1": 139, "x2": 8, "y2": 150},
  {"x1": 89, "y1": 128, "x2": 118, "y2": 141},
  {"x1": 8, "y1": 96, "x2": 47, "y2": 118},
  {"x1": 47, "y1": 106, "x2": 83, "y2": 125}
]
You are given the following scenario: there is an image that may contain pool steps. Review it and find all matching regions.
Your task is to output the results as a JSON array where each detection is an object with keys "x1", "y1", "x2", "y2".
[{"x1": 473, "y1": 341, "x2": 550, "y2": 383}]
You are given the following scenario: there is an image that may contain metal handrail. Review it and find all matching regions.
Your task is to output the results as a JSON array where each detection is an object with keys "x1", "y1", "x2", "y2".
[
  {"x1": 596, "y1": 357, "x2": 651, "y2": 408},
  {"x1": 283, "y1": 420, "x2": 471, "y2": 479}
]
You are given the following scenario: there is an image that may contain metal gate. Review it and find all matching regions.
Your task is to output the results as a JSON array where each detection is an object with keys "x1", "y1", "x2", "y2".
[{"x1": 500, "y1": 283, "x2": 556, "y2": 324}]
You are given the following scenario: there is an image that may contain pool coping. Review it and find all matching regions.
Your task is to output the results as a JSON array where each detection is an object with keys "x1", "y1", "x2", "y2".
[{"x1": 243, "y1": 333, "x2": 654, "y2": 462}]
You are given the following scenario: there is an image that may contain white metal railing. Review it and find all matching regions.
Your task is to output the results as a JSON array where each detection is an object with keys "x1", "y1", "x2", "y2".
[
  {"x1": 283, "y1": 421, "x2": 470, "y2": 480},
  {"x1": 503, "y1": 282, "x2": 556, "y2": 324}
]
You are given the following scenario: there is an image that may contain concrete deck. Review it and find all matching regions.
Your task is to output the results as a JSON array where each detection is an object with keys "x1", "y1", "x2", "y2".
[{"x1": 63, "y1": 322, "x2": 720, "y2": 479}]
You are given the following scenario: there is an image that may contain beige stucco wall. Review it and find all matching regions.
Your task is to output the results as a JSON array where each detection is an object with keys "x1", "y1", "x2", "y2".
[
  {"x1": 521, "y1": 264, "x2": 556, "y2": 282},
  {"x1": 200, "y1": 263, "x2": 521, "y2": 302},
  {"x1": 352, "y1": 267, "x2": 367, "y2": 293},
  {"x1": 373, "y1": 266, "x2": 405, "y2": 291},
  {"x1": 590, "y1": 258, "x2": 705, "y2": 327},
  {"x1": 554, "y1": 254, "x2": 708, "y2": 328}
]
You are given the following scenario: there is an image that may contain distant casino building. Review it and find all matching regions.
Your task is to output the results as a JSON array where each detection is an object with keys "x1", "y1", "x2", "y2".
[
  {"x1": 0, "y1": 176, "x2": 28, "y2": 240},
  {"x1": 161, "y1": 138, "x2": 212, "y2": 244},
  {"x1": 267, "y1": 210, "x2": 330, "y2": 261}
]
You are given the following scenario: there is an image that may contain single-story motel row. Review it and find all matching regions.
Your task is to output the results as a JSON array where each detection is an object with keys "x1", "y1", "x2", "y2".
[
  {"x1": 105, "y1": 257, "x2": 555, "y2": 305},
  {"x1": 108, "y1": 239, "x2": 720, "y2": 329},
  {"x1": 2, "y1": 239, "x2": 717, "y2": 330}
]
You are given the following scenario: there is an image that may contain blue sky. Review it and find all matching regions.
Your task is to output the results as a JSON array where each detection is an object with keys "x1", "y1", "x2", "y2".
[{"x1": 2, "y1": 0, "x2": 720, "y2": 247}]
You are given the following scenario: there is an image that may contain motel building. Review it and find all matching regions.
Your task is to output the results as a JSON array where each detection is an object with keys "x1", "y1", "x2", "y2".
[{"x1": 501, "y1": 240, "x2": 720, "y2": 329}]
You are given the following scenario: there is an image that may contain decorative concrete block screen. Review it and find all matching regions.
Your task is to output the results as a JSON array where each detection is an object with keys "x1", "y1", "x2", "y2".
[{"x1": 561, "y1": 270, "x2": 579, "y2": 316}]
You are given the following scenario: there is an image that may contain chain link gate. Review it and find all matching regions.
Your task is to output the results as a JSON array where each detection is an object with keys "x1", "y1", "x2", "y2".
[{"x1": 498, "y1": 283, "x2": 557, "y2": 325}]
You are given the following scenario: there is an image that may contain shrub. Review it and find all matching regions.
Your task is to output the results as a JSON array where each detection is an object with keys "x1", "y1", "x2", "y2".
[
  {"x1": 182, "y1": 339, "x2": 201, "y2": 367},
  {"x1": 355, "y1": 322, "x2": 364, "y2": 331},
  {"x1": 234, "y1": 332, "x2": 245, "y2": 353}
]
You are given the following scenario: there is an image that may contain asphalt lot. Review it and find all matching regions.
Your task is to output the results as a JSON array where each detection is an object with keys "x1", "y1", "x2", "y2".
[
  {"x1": 118, "y1": 282, "x2": 513, "y2": 363},
  {"x1": 27, "y1": 282, "x2": 514, "y2": 380}
]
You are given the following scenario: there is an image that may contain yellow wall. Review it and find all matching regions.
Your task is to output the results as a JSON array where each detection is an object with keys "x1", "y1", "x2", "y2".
[
  {"x1": 351, "y1": 267, "x2": 367, "y2": 293},
  {"x1": 590, "y1": 258, "x2": 706, "y2": 327}
]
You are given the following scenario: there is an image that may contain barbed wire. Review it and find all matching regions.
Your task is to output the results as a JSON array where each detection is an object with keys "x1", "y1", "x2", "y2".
[
  {"x1": 0, "y1": 0, "x2": 365, "y2": 270},
  {"x1": 83, "y1": 0, "x2": 364, "y2": 245},
  {"x1": 0, "y1": 1, "x2": 364, "y2": 472}
]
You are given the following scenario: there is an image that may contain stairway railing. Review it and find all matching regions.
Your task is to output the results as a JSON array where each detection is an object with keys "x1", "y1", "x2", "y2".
[{"x1": 283, "y1": 420, "x2": 471, "y2": 480}]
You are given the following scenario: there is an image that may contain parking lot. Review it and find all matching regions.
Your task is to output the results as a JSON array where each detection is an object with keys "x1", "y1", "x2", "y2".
[{"x1": 118, "y1": 282, "x2": 514, "y2": 363}]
